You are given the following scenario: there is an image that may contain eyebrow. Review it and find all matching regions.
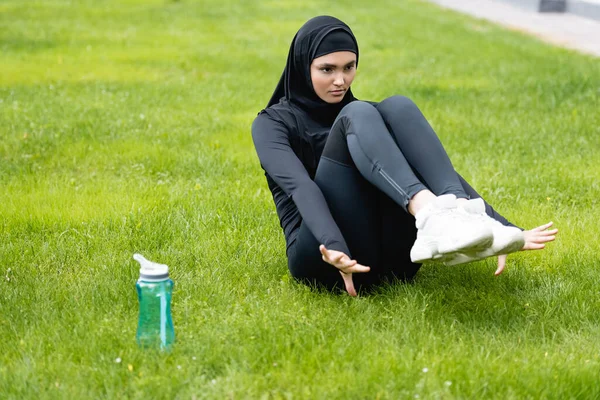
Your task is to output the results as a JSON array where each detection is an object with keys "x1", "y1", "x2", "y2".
[{"x1": 316, "y1": 61, "x2": 356, "y2": 68}]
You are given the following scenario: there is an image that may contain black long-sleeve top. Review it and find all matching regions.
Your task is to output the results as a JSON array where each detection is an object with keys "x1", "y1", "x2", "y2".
[{"x1": 252, "y1": 99, "x2": 517, "y2": 258}]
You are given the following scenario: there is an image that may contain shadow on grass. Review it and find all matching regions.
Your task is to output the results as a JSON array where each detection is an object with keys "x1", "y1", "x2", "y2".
[{"x1": 277, "y1": 250, "x2": 599, "y2": 338}]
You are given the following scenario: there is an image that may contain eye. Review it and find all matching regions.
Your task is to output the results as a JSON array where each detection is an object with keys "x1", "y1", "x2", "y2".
[
  {"x1": 320, "y1": 67, "x2": 333, "y2": 73},
  {"x1": 345, "y1": 65, "x2": 355, "y2": 71}
]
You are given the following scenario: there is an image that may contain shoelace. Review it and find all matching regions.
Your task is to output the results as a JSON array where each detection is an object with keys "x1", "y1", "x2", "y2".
[{"x1": 429, "y1": 206, "x2": 478, "y2": 226}]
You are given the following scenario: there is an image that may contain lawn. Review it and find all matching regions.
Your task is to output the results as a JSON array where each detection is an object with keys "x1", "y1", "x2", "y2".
[{"x1": 1, "y1": 0, "x2": 599, "y2": 398}]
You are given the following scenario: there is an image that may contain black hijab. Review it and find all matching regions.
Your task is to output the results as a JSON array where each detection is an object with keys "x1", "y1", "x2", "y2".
[{"x1": 265, "y1": 16, "x2": 359, "y2": 125}]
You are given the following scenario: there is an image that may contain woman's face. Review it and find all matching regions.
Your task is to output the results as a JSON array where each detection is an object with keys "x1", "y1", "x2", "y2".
[{"x1": 310, "y1": 51, "x2": 357, "y2": 103}]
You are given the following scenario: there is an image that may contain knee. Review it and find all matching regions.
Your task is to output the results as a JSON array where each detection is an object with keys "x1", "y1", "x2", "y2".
[
  {"x1": 339, "y1": 100, "x2": 379, "y2": 120},
  {"x1": 376, "y1": 95, "x2": 419, "y2": 121}
]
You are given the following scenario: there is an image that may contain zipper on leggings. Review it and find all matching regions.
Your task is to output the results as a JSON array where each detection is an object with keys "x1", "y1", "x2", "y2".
[{"x1": 377, "y1": 165, "x2": 409, "y2": 199}]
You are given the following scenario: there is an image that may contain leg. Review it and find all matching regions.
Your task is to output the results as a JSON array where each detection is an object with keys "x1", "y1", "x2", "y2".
[
  {"x1": 376, "y1": 95, "x2": 517, "y2": 226},
  {"x1": 315, "y1": 145, "x2": 422, "y2": 286},
  {"x1": 289, "y1": 100, "x2": 495, "y2": 285},
  {"x1": 289, "y1": 187, "x2": 421, "y2": 291},
  {"x1": 329, "y1": 101, "x2": 428, "y2": 211},
  {"x1": 287, "y1": 156, "x2": 386, "y2": 292},
  {"x1": 375, "y1": 96, "x2": 468, "y2": 198},
  {"x1": 376, "y1": 96, "x2": 524, "y2": 264},
  {"x1": 331, "y1": 101, "x2": 493, "y2": 263},
  {"x1": 378, "y1": 194, "x2": 420, "y2": 282},
  {"x1": 289, "y1": 102, "x2": 426, "y2": 290}
]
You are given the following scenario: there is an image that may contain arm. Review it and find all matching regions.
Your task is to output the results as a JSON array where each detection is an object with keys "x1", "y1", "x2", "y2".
[{"x1": 252, "y1": 113, "x2": 351, "y2": 256}]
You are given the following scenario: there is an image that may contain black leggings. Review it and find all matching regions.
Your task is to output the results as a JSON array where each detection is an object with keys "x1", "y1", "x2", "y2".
[{"x1": 287, "y1": 96, "x2": 471, "y2": 292}]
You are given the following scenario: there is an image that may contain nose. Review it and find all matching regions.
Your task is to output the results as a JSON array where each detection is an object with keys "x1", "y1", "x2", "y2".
[{"x1": 333, "y1": 72, "x2": 345, "y2": 86}]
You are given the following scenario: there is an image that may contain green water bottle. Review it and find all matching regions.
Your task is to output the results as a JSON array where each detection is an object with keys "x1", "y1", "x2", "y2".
[{"x1": 133, "y1": 254, "x2": 175, "y2": 351}]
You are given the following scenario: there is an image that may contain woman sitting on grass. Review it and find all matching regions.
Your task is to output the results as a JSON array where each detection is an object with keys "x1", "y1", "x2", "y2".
[{"x1": 251, "y1": 15, "x2": 557, "y2": 296}]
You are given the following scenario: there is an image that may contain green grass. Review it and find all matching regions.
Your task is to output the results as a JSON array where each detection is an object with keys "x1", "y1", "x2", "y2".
[{"x1": 1, "y1": 0, "x2": 599, "y2": 398}]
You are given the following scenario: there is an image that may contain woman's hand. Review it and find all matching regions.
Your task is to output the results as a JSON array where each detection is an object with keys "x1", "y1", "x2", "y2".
[
  {"x1": 521, "y1": 221, "x2": 558, "y2": 251},
  {"x1": 495, "y1": 221, "x2": 558, "y2": 275},
  {"x1": 319, "y1": 245, "x2": 370, "y2": 297}
]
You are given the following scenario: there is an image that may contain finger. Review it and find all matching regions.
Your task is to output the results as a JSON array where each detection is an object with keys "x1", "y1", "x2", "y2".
[
  {"x1": 341, "y1": 259, "x2": 358, "y2": 268},
  {"x1": 323, "y1": 255, "x2": 355, "y2": 269},
  {"x1": 527, "y1": 235, "x2": 555, "y2": 246},
  {"x1": 534, "y1": 222, "x2": 553, "y2": 232},
  {"x1": 340, "y1": 271, "x2": 357, "y2": 297},
  {"x1": 534, "y1": 235, "x2": 556, "y2": 243},
  {"x1": 319, "y1": 245, "x2": 328, "y2": 257},
  {"x1": 344, "y1": 264, "x2": 371, "y2": 274},
  {"x1": 333, "y1": 253, "x2": 345, "y2": 263},
  {"x1": 523, "y1": 243, "x2": 545, "y2": 251},
  {"x1": 540, "y1": 229, "x2": 558, "y2": 235},
  {"x1": 534, "y1": 229, "x2": 558, "y2": 237},
  {"x1": 495, "y1": 255, "x2": 507, "y2": 276}
]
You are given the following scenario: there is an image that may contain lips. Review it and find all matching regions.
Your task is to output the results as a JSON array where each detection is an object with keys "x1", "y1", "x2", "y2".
[{"x1": 329, "y1": 89, "x2": 346, "y2": 94}]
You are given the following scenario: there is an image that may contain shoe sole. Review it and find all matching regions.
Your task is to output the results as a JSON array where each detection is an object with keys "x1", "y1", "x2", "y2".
[
  {"x1": 410, "y1": 228, "x2": 493, "y2": 263},
  {"x1": 443, "y1": 232, "x2": 525, "y2": 266}
]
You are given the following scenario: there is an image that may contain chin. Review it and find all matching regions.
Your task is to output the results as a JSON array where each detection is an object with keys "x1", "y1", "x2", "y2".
[{"x1": 325, "y1": 96, "x2": 345, "y2": 104}]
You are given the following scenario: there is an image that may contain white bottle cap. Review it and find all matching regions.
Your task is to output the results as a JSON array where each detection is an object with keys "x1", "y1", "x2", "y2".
[{"x1": 133, "y1": 253, "x2": 170, "y2": 282}]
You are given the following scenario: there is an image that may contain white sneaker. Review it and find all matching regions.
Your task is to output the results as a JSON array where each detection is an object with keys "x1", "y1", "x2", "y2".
[
  {"x1": 443, "y1": 198, "x2": 525, "y2": 266},
  {"x1": 410, "y1": 194, "x2": 494, "y2": 263}
]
